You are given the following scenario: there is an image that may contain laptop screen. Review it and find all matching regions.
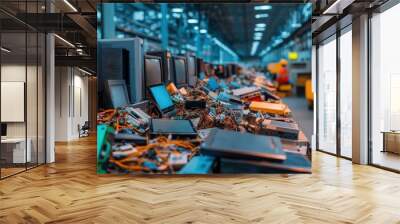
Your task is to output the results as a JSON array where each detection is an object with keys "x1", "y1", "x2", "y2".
[{"x1": 149, "y1": 85, "x2": 174, "y2": 111}]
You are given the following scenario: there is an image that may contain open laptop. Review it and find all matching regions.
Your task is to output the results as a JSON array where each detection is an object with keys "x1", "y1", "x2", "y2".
[{"x1": 148, "y1": 83, "x2": 176, "y2": 117}]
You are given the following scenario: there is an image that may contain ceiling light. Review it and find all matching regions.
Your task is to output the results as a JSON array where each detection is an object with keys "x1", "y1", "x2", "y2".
[
  {"x1": 213, "y1": 38, "x2": 238, "y2": 59},
  {"x1": 171, "y1": 8, "x2": 183, "y2": 13},
  {"x1": 188, "y1": 19, "x2": 198, "y2": 24},
  {"x1": 250, "y1": 41, "x2": 260, "y2": 56},
  {"x1": 255, "y1": 14, "x2": 269, "y2": 19},
  {"x1": 194, "y1": 26, "x2": 199, "y2": 30},
  {"x1": 254, "y1": 36, "x2": 262, "y2": 41},
  {"x1": 254, "y1": 32, "x2": 263, "y2": 37},
  {"x1": 78, "y1": 67, "x2": 93, "y2": 76},
  {"x1": 256, "y1": 23, "x2": 266, "y2": 28},
  {"x1": 291, "y1": 23, "x2": 301, "y2": 28},
  {"x1": 172, "y1": 13, "x2": 181, "y2": 18},
  {"x1": 254, "y1": 27, "x2": 265, "y2": 32},
  {"x1": 200, "y1": 29, "x2": 207, "y2": 34},
  {"x1": 54, "y1": 34, "x2": 75, "y2": 48},
  {"x1": 281, "y1": 31, "x2": 290, "y2": 38},
  {"x1": 1, "y1": 47, "x2": 11, "y2": 53},
  {"x1": 63, "y1": 0, "x2": 78, "y2": 12},
  {"x1": 254, "y1": 5, "x2": 272, "y2": 11}
]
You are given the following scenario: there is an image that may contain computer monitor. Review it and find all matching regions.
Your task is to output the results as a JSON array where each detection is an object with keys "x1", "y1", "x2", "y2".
[
  {"x1": 147, "y1": 51, "x2": 173, "y2": 82},
  {"x1": 196, "y1": 58, "x2": 204, "y2": 77},
  {"x1": 98, "y1": 37, "x2": 144, "y2": 105},
  {"x1": 172, "y1": 56, "x2": 188, "y2": 87},
  {"x1": 1, "y1": 123, "x2": 7, "y2": 137},
  {"x1": 187, "y1": 55, "x2": 197, "y2": 86},
  {"x1": 144, "y1": 55, "x2": 163, "y2": 88},
  {"x1": 104, "y1": 80, "x2": 130, "y2": 108},
  {"x1": 148, "y1": 84, "x2": 175, "y2": 115}
]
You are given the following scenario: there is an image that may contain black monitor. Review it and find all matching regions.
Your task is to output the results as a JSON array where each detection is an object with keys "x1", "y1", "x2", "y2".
[
  {"x1": 1, "y1": 123, "x2": 7, "y2": 137},
  {"x1": 187, "y1": 55, "x2": 197, "y2": 86},
  {"x1": 147, "y1": 51, "x2": 173, "y2": 82},
  {"x1": 172, "y1": 56, "x2": 188, "y2": 87},
  {"x1": 196, "y1": 58, "x2": 204, "y2": 77},
  {"x1": 104, "y1": 80, "x2": 130, "y2": 108},
  {"x1": 144, "y1": 55, "x2": 163, "y2": 88}
]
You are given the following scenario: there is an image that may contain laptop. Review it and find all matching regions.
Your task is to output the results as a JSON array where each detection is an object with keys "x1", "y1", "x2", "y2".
[
  {"x1": 148, "y1": 84, "x2": 176, "y2": 117},
  {"x1": 150, "y1": 119, "x2": 198, "y2": 139},
  {"x1": 200, "y1": 128, "x2": 286, "y2": 161}
]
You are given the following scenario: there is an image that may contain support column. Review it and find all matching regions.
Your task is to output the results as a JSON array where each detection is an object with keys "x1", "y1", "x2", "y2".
[
  {"x1": 103, "y1": 3, "x2": 115, "y2": 39},
  {"x1": 352, "y1": 14, "x2": 369, "y2": 164},
  {"x1": 46, "y1": 32, "x2": 55, "y2": 163},
  {"x1": 161, "y1": 3, "x2": 168, "y2": 50}
]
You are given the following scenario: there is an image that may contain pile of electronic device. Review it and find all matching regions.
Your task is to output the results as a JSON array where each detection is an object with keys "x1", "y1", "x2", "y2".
[{"x1": 97, "y1": 72, "x2": 311, "y2": 174}]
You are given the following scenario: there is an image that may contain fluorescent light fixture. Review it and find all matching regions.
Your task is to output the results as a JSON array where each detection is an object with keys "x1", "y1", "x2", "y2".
[
  {"x1": 194, "y1": 26, "x2": 199, "y2": 30},
  {"x1": 254, "y1": 5, "x2": 272, "y2": 11},
  {"x1": 254, "y1": 32, "x2": 263, "y2": 37},
  {"x1": 199, "y1": 29, "x2": 207, "y2": 34},
  {"x1": 171, "y1": 8, "x2": 183, "y2": 13},
  {"x1": 322, "y1": 0, "x2": 352, "y2": 15},
  {"x1": 1, "y1": 47, "x2": 11, "y2": 53},
  {"x1": 256, "y1": 23, "x2": 266, "y2": 28},
  {"x1": 213, "y1": 38, "x2": 239, "y2": 59},
  {"x1": 188, "y1": 19, "x2": 198, "y2": 24},
  {"x1": 255, "y1": 14, "x2": 269, "y2": 19},
  {"x1": 291, "y1": 23, "x2": 301, "y2": 28},
  {"x1": 63, "y1": 0, "x2": 78, "y2": 12},
  {"x1": 54, "y1": 34, "x2": 75, "y2": 48},
  {"x1": 281, "y1": 31, "x2": 290, "y2": 38},
  {"x1": 78, "y1": 67, "x2": 93, "y2": 76},
  {"x1": 254, "y1": 27, "x2": 265, "y2": 32},
  {"x1": 250, "y1": 41, "x2": 260, "y2": 56},
  {"x1": 172, "y1": 13, "x2": 181, "y2": 18},
  {"x1": 254, "y1": 36, "x2": 262, "y2": 41}
]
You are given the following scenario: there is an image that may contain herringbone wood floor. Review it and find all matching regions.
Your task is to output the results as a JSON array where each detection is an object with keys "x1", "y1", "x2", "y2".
[{"x1": 1, "y1": 135, "x2": 400, "y2": 224}]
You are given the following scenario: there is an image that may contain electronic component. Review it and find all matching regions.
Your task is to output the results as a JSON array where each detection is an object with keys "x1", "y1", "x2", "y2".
[
  {"x1": 97, "y1": 124, "x2": 115, "y2": 174},
  {"x1": 173, "y1": 56, "x2": 188, "y2": 87},
  {"x1": 144, "y1": 55, "x2": 164, "y2": 88},
  {"x1": 207, "y1": 77, "x2": 219, "y2": 91},
  {"x1": 185, "y1": 100, "x2": 206, "y2": 109},
  {"x1": 201, "y1": 128, "x2": 286, "y2": 161},
  {"x1": 249, "y1": 101, "x2": 291, "y2": 116},
  {"x1": 125, "y1": 108, "x2": 151, "y2": 125},
  {"x1": 166, "y1": 82, "x2": 179, "y2": 95},
  {"x1": 114, "y1": 133, "x2": 147, "y2": 145},
  {"x1": 232, "y1": 86, "x2": 261, "y2": 98},
  {"x1": 104, "y1": 80, "x2": 130, "y2": 108},
  {"x1": 150, "y1": 119, "x2": 198, "y2": 139},
  {"x1": 260, "y1": 120, "x2": 299, "y2": 140},
  {"x1": 148, "y1": 84, "x2": 176, "y2": 116},
  {"x1": 220, "y1": 151, "x2": 311, "y2": 174}
]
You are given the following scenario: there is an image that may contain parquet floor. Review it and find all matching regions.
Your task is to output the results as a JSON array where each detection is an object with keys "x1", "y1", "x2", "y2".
[{"x1": 1, "y1": 135, "x2": 400, "y2": 224}]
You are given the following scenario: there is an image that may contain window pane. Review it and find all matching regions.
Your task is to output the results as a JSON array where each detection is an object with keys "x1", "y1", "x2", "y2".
[
  {"x1": 340, "y1": 29, "x2": 352, "y2": 158},
  {"x1": 318, "y1": 37, "x2": 337, "y2": 154},
  {"x1": 371, "y1": 3, "x2": 400, "y2": 171}
]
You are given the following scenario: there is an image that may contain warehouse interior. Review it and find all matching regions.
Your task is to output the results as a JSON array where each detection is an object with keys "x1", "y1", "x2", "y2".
[{"x1": 0, "y1": 0, "x2": 400, "y2": 222}]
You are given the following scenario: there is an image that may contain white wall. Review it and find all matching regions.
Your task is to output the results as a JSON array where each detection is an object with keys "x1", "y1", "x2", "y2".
[{"x1": 54, "y1": 67, "x2": 89, "y2": 141}]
